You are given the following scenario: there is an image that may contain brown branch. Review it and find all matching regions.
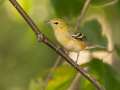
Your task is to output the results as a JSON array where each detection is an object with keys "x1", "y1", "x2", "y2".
[
  {"x1": 75, "y1": 0, "x2": 91, "y2": 31},
  {"x1": 9, "y1": 0, "x2": 104, "y2": 90}
]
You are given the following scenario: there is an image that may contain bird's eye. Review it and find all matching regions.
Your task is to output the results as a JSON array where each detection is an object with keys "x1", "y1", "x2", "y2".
[{"x1": 54, "y1": 22, "x2": 58, "y2": 25}]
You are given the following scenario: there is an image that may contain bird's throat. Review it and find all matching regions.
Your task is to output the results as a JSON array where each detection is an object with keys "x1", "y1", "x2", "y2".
[{"x1": 54, "y1": 29, "x2": 71, "y2": 46}]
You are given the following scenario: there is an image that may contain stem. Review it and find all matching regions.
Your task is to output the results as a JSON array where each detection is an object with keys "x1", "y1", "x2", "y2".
[
  {"x1": 9, "y1": 0, "x2": 104, "y2": 90},
  {"x1": 75, "y1": 0, "x2": 91, "y2": 31},
  {"x1": 95, "y1": 0, "x2": 118, "y2": 8},
  {"x1": 67, "y1": 73, "x2": 81, "y2": 90},
  {"x1": 44, "y1": 56, "x2": 62, "y2": 89}
]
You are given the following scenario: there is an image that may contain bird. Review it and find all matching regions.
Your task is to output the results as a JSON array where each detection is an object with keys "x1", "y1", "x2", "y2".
[
  {"x1": 48, "y1": 18, "x2": 88, "y2": 63},
  {"x1": 48, "y1": 18, "x2": 87, "y2": 52}
]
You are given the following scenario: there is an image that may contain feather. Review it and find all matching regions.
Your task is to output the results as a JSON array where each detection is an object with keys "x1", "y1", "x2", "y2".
[{"x1": 72, "y1": 32, "x2": 87, "y2": 41}]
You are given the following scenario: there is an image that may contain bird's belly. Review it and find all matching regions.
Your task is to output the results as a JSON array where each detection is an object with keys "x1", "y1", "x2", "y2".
[
  {"x1": 54, "y1": 30, "x2": 86, "y2": 51},
  {"x1": 65, "y1": 40, "x2": 86, "y2": 52}
]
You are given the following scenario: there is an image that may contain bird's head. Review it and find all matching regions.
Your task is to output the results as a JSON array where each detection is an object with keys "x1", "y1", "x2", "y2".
[{"x1": 48, "y1": 18, "x2": 68, "y2": 30}]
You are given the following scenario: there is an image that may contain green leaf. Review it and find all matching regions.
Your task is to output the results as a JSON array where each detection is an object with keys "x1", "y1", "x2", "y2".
[
  {"x1": 50, "y1": 0, "x2": 84, "y2": 19},
  {"x1": 89, "y1": 59, "x2": 120, "y2": 90},
  {"x1": 29, "y1": 78, "x2": 45, "y2": 90},
  {"x1": 80, "y1": 19, "x2": 107, "y2": 46},
  {"x1": 46, "y1": 65, "x2": 76, "y2": 90}
]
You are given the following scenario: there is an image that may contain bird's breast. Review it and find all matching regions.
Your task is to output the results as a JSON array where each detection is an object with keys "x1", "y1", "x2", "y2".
[
  {"x1": 65, "y1": 39, "x2": 86, "y2": 52},
  {"x1": 54, "y1": 29, "x2": 86, "y2": 52},
  {"x1": 54, "y1": 29, "x2": 71, "y2": 45}
]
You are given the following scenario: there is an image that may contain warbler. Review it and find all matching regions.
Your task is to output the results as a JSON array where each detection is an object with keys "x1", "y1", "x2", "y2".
[{"x1": 48, "y1": 18, "x2": 87, "y2": 52}]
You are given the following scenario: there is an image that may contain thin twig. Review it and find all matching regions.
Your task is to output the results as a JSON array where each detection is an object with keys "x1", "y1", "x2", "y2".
[
  {"x1": 95, "y1": 0, "x2": 118, "y2": 8},
  {"x1": 9, "y1": 0, "x2": 104, "y2": 90},
  {"x1": 67, "y1": 73, "x2": 81, "y2": 90},
  {"x1": 75, "y1": 0, "x2": 91, "y2": 31},
  {"x1": 44, "y1": 56, "x2": 62, "y2": 89}
]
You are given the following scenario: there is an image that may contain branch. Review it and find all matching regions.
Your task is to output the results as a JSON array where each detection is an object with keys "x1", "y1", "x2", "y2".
[
  {"x1": 67, "y1": 73, "x2": 81, "y2": 90},
  {"x1": 75, "y1": 0, "x2": 91, "y2": 31},
  {"x1": 9, "y1": 0, "x2": 104, "y2": 90},
  {"x1": 95, "y1": 0, "x2": 118, "y2": 8},
  {"x1": 44, "y1": 56, "x2": 62, "y2": 89}
]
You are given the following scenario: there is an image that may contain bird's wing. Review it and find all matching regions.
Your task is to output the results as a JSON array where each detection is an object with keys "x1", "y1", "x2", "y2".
[
  {"x1": 72, "y1": 32, "x2": 87, "y2": 41},
  {"x1": 72, "y1": 32, "x2": 106, "y2": 50}
]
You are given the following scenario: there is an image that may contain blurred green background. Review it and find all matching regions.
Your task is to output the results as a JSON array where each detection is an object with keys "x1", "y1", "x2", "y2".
[{"x1": 0, "y1": 0, "x2": 120, "y2": 90}]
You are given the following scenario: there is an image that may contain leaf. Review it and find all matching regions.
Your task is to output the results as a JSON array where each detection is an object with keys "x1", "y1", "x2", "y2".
[
  {"x1": 80, "y1": 19, "x2": 108, "y2": 46},
  {"x1": 29, "y1": 78, "x2": 45, "y2": 90},
  {"x1": 46, "y1": 65, "x2": 76, "y2": 90},
  {"x1": 89, "y1": 59, "x2": 120, "y2": 90},
  {"x1": 50, "y1": 0, "x2": 84, "y2": 19}
]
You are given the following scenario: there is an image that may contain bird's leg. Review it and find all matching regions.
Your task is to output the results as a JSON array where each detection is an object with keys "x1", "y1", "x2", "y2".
[{"x1": 76, "y1": 51, "x2": 80, "y2": 64}]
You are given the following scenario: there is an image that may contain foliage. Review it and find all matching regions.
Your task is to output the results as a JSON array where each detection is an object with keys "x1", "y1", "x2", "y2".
[{"x1": 0, "y1": 0, "x2": 120, "y2": 90}]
